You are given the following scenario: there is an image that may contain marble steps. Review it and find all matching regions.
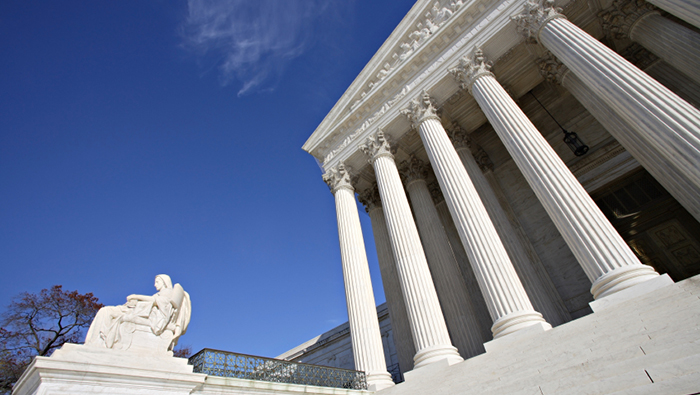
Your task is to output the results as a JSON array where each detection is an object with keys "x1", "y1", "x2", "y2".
[
  {"x1": 459, "y1": 287, "x2": 700, "y2": 394},
  {"x1": 379, "y1": 277, "x2": 700, "y2": 395},
  {"x1": 466, "y1": 336, "x2": 700, "y2": 395},
  {"x1": 450, "y1": 326, "x2": 673, "y2": 388},
  {"x1": 543, "y1": 342, "x2": 700, "y2": 393},
  {"x1": 483, "y1": 346, "x2": 693, "y2": 393},
  {"x1": 605, "y1": 357, "x2": 700, "y2": 395}
]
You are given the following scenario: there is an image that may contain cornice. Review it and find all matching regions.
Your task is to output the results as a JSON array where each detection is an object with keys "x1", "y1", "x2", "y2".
[
  {"x1": 303, "y1": 0, "x2": 488, "y2": 158},
  {"x1": 308, "y1": 0, "x2": 572, "y2": 172}
]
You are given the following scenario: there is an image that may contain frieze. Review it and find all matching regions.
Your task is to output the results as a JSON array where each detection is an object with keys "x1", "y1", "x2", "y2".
[
  {"x1": 350, "y1": 1, "x2": 465, "y2": 112},
  {"x1": 324, "y1": 85, "x2": 411, "y2": 164},
  {"x1": 316, "y1": 0, "x2": 526, "y2": 168}
]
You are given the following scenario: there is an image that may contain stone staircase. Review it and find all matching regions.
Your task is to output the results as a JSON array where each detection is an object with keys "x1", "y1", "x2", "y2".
[{"x1": 378, "y1": 275, "x2": 700, "y2": 395}]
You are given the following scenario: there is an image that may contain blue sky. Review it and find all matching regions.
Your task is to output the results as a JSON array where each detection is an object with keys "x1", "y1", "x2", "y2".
[{"x1": 0, "y1": 0, "x2": 416, "y2": 358}]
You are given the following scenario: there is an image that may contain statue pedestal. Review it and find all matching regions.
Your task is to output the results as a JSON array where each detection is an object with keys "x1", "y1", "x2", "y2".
[{"x1": 12, "y1": 343, "x2": 206, "y2": 395}]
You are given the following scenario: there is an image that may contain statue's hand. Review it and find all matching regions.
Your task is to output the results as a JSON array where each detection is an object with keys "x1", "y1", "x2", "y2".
[{"x1": 126, "y1": 299, "x2": 138, "y2": 307}]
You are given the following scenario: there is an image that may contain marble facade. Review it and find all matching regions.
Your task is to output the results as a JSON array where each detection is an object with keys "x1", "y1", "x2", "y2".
[{"x1": 303, "y1": 0, "x2": 700, "y2": 384}]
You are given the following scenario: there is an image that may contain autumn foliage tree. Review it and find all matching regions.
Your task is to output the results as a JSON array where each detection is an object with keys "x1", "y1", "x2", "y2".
[{"x1": 0, "y1": 286, "x2": 102, "y2": 392}]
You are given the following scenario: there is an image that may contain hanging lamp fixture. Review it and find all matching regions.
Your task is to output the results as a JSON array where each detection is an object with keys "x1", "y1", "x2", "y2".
[{"x1": 529, "y1": 91, "x2": 589, "y2": 156}]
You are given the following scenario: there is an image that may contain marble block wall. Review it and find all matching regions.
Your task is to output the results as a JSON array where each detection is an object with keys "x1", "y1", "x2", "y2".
[{"x1": 277, "y1": 303, "x2": 401, "y2": 380}]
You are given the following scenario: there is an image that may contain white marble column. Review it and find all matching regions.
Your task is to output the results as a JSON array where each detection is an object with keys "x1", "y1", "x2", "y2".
[
  {"x1": 399, "y1": 155, "x2": 485, "y2": 358},
  {"x1": 429, "y1": 184, "x2": 494, "y2": 342},
  {"x1": 447, "y1": 125, "x2": 571, "y2": 326},
  {"x1": 401, "y1": 94, "x2": 548, "y2": 339},
  {"x1": 537, "y1": 52, "x2": 700, "y2": 224},
  {"x1": 359, "y1": 131, "x2": 463, "y2": 369},
  {"x1": 450, "y1": 48, "x2": 659, "y2": 299},
  {"x1": 513, "y1": 0, "x2": 700, "y2": 222},
  {"x1": 600, "y1": 0, "x2": 700, "y2": 85},
  {"x1": 645, "y1": 0, "x2": 700, "y2": 29},
  {"x1": 322, "y1": 165, "x2": 394, "y2": 391},
  {"x1": 358, "y1": 185, "x2": 416, "y2": 373}
]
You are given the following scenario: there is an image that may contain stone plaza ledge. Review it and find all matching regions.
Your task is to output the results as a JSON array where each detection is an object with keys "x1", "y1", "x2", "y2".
[
  {"x1": 13, "y1": 350, "x2": 369, "y2": 395},
  {"x1": 14, "y1": 274, "x2": 700, "y2": 395}
]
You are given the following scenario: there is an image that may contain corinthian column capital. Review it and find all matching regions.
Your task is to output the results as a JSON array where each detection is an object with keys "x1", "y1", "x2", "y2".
[
  {"x1": 449, "y1": 48, "x2": 494, "y2": 92},
  {"x1": 512, "y1": 0, "x2": 566, "y2": 44},
  {"x1": 473, "y1": 146, "x2": 494, "y2": 173},
  {"x1": 428, "y1": 182, "x2": 445, "y2": 205},
  {"x1": 446, "y1": 122, "x2": 472, "y2": 150},
  {"x1": 323, "y1": 163, "x2": 354, "y2": 194},
  {"x1": 360, "y1": 130, "x2": 396, "y2": 163},
  {"x1": 401, "y1": 90, "x2": 440, "y2": 129},
  {"x1": 399, "y1": 155, "x2": 430, "y2": 185},
  {"x1": 358, "y1": 184, "x2": 382, "y2": 213},
  {"x1": 536, "y1": 51, "x2": 570, "y2": 85},
  {"x1": 599, "y1": 0, "x2": 658, "y2": 39}
]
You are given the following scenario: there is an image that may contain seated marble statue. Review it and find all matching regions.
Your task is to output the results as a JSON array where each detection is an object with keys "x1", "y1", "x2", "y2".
[{"x1": 85, "y1": 274, "x2": 191, "y2": 353}]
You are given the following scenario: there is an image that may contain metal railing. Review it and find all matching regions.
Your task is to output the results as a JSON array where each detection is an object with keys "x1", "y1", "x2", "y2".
[{"x1": 188, "y1": 348, "x2": 368, "y2": 390}]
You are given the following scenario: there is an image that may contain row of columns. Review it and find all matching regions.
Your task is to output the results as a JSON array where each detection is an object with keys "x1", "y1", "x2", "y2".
[{"x1": 322, "y1": 0, "x2": 699, "y2": 384}]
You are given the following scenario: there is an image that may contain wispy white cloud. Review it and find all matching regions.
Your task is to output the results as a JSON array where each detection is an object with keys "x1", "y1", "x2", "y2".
[{"x1": 184, "y1": 0, "x2": 334, "y2": 96}]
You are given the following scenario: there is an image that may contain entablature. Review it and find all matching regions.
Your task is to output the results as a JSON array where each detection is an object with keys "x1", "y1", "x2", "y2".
[{"x1": 311, "y1": 0, "x2": 557, "y2": 174}]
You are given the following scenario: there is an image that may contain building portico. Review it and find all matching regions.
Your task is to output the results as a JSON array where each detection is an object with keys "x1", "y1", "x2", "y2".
[{"x1": 304, "y1": 0, "x2": 700, "y2": 380}]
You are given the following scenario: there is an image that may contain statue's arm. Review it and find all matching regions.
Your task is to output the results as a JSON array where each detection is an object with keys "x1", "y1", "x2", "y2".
[{"x1": 127, "y1": 293, "x2": 155, "y2": 303}]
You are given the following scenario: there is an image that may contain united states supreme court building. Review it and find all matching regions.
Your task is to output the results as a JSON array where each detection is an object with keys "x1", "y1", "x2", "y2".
[{"x1": 13, "y1": 0, "x2": 700, "y2": 394}]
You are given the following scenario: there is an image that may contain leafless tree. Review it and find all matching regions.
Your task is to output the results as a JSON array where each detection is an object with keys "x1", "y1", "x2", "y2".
[{"x1": 0, "y1": 285, "x2": 102, "y2": 393}]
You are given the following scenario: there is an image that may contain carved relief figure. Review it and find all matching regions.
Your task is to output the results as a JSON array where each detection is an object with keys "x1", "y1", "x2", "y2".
[
  {"x1": 430, "y1": 2, "x2": 453, "y2": 26},
  {"x1": 85, "y1": 274, "x2": 191, "y2": 353},
  {"x1": 399, "y1": 42, "x2": 414, "y2": 61}
]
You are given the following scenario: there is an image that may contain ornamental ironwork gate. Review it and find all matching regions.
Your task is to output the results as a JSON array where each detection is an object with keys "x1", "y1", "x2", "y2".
[{"x1": 188, "y1": 348, "x2": 368, "y2": 390}]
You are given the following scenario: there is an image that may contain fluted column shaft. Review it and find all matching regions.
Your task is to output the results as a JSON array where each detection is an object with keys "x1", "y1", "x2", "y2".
[
  {"x1": 371, "y1": 155, "x2": 462, "y2": 368},
  {"x1": 404, "y1": 177, "x2": 485, "y2": 357},
  {"x1": 360, "y1": 131, "x2": 463, "y2": 369},
  {"x1": 630, "y1": 13, "x2": 700, "y2": 85},
  {"x1": 453, "y1": 143, "x2": 570, "y2": 326},
  {"x1": 331, "y1": 185, "x2": 393, "y2": 390},
  {"x1": 537, "y1": 16, "x2": 700, "y2": 222},
  {"x1": 401, "y1": 94, "x2": 548, "y2": 338},
  {"x1": 469, "y1": 71, "x2": 658, "y2": 299},
  {"x1": 365, "y1": 203, "x2": 416, "y2": 372},
  {"x1": 646, "y1": 0, "x2": 700, "y2": 29},
  {"x1": 433, "y1": 198, "x2": 493, "y2": 341},
  {"x1": 560, "y1": 70, "x2": 700, "y2": 224}
]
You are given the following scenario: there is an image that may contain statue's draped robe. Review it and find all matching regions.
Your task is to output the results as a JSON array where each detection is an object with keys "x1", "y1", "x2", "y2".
[{"x1": 86, "y1": 289, "x2": 175, "y2": 350}]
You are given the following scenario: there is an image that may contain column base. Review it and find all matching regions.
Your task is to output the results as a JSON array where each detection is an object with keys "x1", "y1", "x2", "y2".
[
  {"x1": 590, "y1": 264, "x2": 659, "y2": 299},
  {"x1": 412, "y1": 343, "x2": 463, "y2": 370},
  {"x1": 491, "y1": 310, "x2": 550, "y2": 339},
  {"x1": 366, "y1": 371, "x2": 395, "y2": 391},
  {"x1": 590, "y1": 273, "x2": 674, "y2": 312}
]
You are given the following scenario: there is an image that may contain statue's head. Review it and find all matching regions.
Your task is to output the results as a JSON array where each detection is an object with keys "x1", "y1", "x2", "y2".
[{"x1": 155, "y1": 274, "x2": 172, "y2": 291}]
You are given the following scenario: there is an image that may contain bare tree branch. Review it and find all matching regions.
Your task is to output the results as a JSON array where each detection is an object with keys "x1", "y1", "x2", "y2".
[{"x1": 0, "y1": 285, "x2": 102, "y2": 393}]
